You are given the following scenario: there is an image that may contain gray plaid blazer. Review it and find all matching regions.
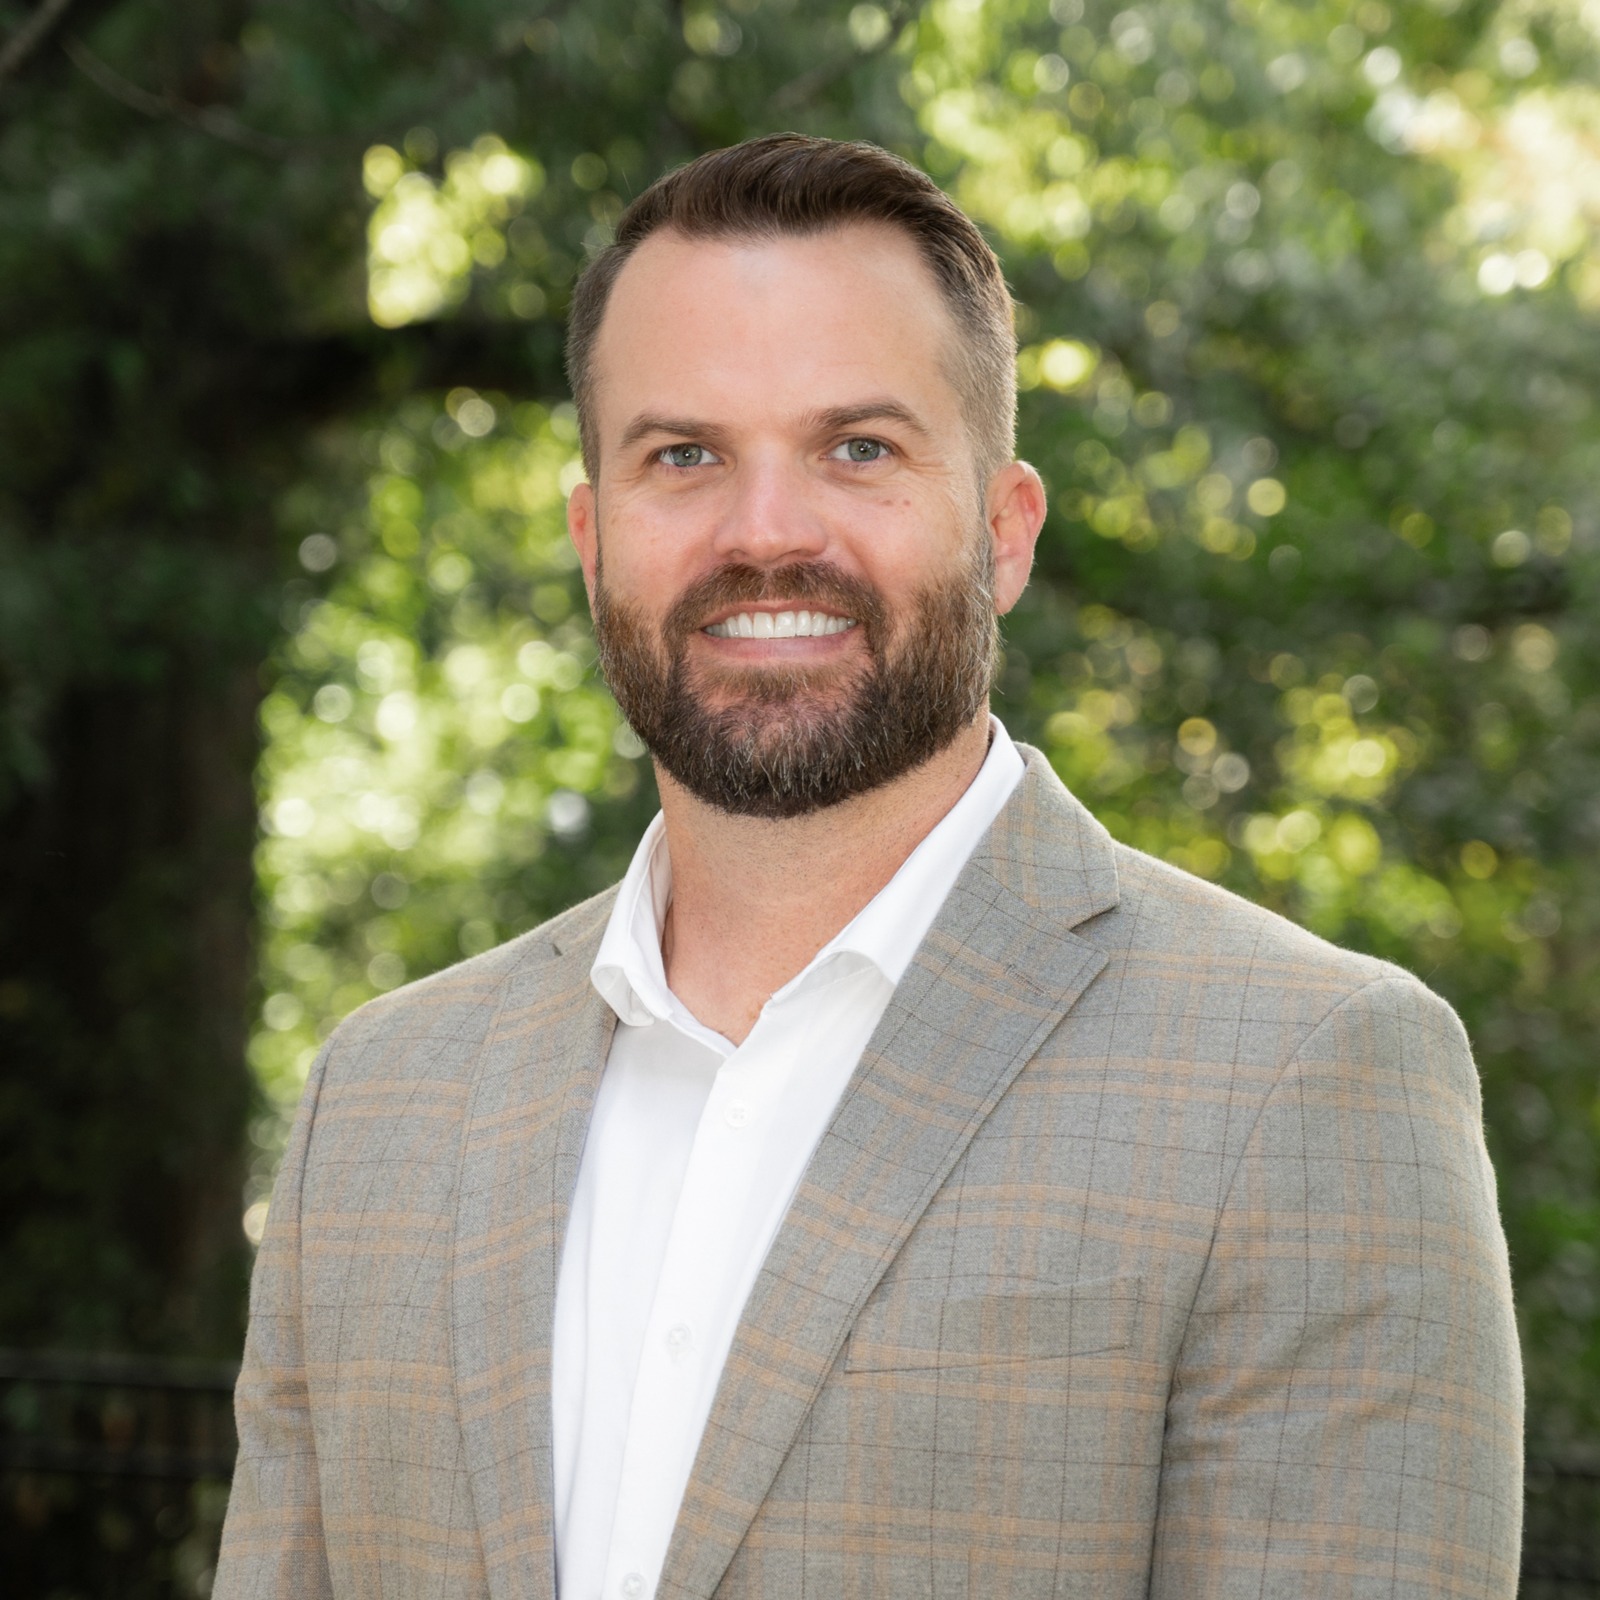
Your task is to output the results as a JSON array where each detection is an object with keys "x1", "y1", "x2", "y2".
[{"x1": 216, "y1": 748, "x2": 1522, "y2": 1599}]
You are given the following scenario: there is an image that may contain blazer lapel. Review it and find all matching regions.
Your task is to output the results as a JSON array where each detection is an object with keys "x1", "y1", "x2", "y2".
[
  {"x1": 658, "y1": 750, "x2": 1120, "y2": 1600},
  {"x1": 452, "y1": 896, "x2": 616, "y2": 1600}
]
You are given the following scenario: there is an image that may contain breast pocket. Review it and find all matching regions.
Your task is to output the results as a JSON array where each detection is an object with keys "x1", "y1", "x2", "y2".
[{"x1": 844, "y1": 1273, "x2": 1140, "y2": 1373}]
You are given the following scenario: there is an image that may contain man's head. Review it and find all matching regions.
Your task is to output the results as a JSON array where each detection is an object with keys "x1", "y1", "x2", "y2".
[
  {"x1": 564, "y1": 136, "x2": 1045, "y2": 818},
  {"x1": 567, "y1": 133, "x2": 1018, "y2": 489}
]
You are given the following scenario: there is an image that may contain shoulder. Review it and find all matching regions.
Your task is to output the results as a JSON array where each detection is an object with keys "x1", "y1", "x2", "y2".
[
  {"x1": 315, "y1": 882, "x2": 619, "y2": 1085},
  {"x1": 979, "y1": 748, "x2": 1462, "y2": 1071},
  {"x1": 1103, "y1": 838, "x2": 1386, "y2": 990},
  {"x1": 1090, "y1": 839, "x2": 1474, "y2": 1102}
]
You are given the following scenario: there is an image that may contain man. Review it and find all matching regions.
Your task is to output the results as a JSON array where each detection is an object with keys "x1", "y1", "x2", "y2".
[{"x1": 217, "y1": 135, "x2": 1521, "y2": 1599}]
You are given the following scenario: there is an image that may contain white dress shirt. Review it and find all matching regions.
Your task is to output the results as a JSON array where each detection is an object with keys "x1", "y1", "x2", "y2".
[{"x1": 550, "y1": 719, "x2": 1025, "y2": 1600}]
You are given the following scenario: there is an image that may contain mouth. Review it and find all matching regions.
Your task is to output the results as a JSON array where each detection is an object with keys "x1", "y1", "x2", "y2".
[{"x1": 702, "y1": 608, "x2": 858, "y2": 641}]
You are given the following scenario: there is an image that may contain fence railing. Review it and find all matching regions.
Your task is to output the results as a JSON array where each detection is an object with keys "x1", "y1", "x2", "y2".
[
  {"x1": 3, "y1": 1350, "x2": 1597, "y2": 1596},
  {"x1": 1523, "y1": 1454, "x2": 1600, "y2": 1598},
  {"x1": 1, "y1": 1348, "x2": 239, "y2": 1599},
  {"x1": 0, "y1": 1348, "x2": 239, "y2": 1480}
]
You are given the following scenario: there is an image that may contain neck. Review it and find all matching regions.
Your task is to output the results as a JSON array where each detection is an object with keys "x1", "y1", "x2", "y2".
[{"x1": 654, "y1": 711, "x2": 992, "y2": 1045}]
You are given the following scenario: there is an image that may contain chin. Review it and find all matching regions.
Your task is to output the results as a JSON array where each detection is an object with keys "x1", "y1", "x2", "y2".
[{"x1": 687, "y1": 660, "x2": 867, "y2": 711}]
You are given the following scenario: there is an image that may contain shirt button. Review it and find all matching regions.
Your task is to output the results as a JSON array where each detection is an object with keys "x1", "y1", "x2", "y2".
[
  {"x1": 724, "y1": 1100, "x2": 752, "y2": 1128},
  {"x1": 620, "y1": 1575, "x2": 646, "y2": 1599},
  {"x1": 665, "y1": 1322, "x2": 692, "y2": 1360}
]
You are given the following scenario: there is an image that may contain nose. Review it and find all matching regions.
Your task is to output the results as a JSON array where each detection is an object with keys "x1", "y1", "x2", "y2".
[{"x1": 709, "y1": 449, "x2": 830, "y2": 567}]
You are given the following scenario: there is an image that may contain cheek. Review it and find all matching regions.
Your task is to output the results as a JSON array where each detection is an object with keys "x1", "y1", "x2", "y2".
[
  {"x1": 844, "y1": 486, "x2": 975, "y2": 578},
  {"x1": 599, "y1": 501, "x2": 707, "y2": 591}
]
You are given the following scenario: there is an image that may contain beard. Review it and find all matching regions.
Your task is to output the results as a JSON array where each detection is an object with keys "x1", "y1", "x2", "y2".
[{"x1": 591, "y1": 542, "x2": 998, "y2": 819}]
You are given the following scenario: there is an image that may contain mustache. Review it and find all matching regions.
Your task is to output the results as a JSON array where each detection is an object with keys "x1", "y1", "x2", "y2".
[{"x1": 662, "y1": 562, "x2": 888, "y2": 646}]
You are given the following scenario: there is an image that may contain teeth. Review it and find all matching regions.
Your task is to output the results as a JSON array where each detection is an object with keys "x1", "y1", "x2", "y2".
[{"x1": 705, "y1": 611, "x2": 857, "y2": 640}]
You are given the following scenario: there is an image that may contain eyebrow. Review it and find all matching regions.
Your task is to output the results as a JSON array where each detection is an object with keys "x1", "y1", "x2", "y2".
[
  {"x1": 805, "y1": 401, "x2": 935, "y2": 441},
  {"x1": 615, "y1": 399, "x2": 935, "y2": 455},
  {"x1": 617, "y1": 414, "x2": 733, "y2": 453}
]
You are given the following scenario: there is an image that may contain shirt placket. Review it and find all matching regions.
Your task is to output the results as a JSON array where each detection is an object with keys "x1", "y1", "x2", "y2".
[{"x1": 596, "y1": 1036, "x2": 788, "y2": 1600}]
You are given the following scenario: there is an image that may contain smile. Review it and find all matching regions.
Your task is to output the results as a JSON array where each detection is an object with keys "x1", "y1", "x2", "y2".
[{"x1": 703, "y1": 610, "x2": 858, "y2": 640}]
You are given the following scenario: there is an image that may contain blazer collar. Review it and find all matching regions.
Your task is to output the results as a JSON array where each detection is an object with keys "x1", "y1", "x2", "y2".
[
  {"x1": 452, "y1": 892, "x2": 617, "y2": 1600},
  {"x1": 657, "y1": 746, "x2": 1119, "y2": 1599},
  {"x1": 971, "y1": 743, "x2": 1121, "y2": 926}
]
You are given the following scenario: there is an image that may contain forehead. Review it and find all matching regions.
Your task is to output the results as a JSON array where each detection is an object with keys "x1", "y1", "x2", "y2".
[{"x1": 588, "y1": 223, "x2": 965, "y2": 441}]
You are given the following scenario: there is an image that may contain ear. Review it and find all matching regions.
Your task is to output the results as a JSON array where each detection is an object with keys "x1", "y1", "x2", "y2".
[
  {"x1": 985, "y1": 460, "x2": 1046, "y2": 616},
  {"x1": 567, "y1": 479, "x2": 599, "y2": 601}
]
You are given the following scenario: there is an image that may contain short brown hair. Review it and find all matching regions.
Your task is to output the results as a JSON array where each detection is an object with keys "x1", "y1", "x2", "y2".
[{"x1": 565, "y1": 133, "x2": 1016, "y2": 487}]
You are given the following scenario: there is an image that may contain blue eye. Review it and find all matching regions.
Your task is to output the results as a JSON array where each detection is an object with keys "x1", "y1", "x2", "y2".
[
  {"x1": 832, "y1": 438, "x2": 889, "y2": 463},
  {"x1": 659, "y1": 443, "x2": 719, "y2": 468}
]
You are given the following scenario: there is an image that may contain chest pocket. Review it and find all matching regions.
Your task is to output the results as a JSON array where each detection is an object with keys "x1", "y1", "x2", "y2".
[{"x1": 845, "y1": 1273, "x2": 1140, "y2": 1373}]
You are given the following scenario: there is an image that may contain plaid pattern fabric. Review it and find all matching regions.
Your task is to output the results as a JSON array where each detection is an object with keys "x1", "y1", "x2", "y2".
[{"x1": 216, "y1": 749, "x2": 1521, "y2": 1600}]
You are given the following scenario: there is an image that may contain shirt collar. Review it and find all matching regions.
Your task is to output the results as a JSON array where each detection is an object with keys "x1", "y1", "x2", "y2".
[
  {"x1": 589, "y1": 716, "x2": 1026, "y2": 1029},
  {"x1": 590, "y1": 810, "x2": 683, "y2": 1030},
  {"x1": 814, "y1": 716, "x2": 1023, "y2": 987}
]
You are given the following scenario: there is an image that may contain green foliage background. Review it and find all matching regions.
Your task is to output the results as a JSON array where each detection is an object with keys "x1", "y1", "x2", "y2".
[{"x1": 2, "y1": 0, "x2": 1597, "y2": 1463}]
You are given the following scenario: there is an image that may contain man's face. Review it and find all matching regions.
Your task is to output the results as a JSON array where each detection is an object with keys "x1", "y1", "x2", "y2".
[{"x1": 567, "y1": 223, "x2": 1034, "y2": 817}]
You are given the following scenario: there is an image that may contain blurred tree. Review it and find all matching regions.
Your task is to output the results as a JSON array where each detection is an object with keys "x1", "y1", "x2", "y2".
[
  {"x1": 1, "y1": 0, "x2": 1596, "y2": 1484},
  {"x1": 0, "y1": 0, "x2": 916, "y2": 1357},
  {"x1": 905, "y1": 0, "x2": 1600, "y2": 1446}
]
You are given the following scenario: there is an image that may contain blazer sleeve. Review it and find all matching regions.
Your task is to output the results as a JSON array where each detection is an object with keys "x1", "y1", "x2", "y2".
[
  {"x1": 1149, "y1": 973, "x2": 1524, "y2": 1599},
  {"x1": 214, "y1": 1040, "x2": 335, "y2": 1600}
]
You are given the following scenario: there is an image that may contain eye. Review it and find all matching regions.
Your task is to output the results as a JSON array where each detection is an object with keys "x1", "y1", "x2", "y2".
[
  {"x1": 829, "y1": 437, "x2": 891, "y2": 464},
  {"x1": 657, "y1": 443, "x2": 721, "y2": 469}
]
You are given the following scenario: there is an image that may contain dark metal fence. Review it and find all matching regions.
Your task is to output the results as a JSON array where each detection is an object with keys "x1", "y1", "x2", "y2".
[
  {"x1": 1, "y1": 1349, "x2": 239, "y2": 1480},
  {"x1": 3, "y1": 1350, "x2": 1597, "y2": 1597},
  {"x1": 2, "y1": 1350, "x2": 238, "y2": 1599},
  {"x1": 1524, "y1": 1455, "x2": 1600, "y2": 1598}
]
